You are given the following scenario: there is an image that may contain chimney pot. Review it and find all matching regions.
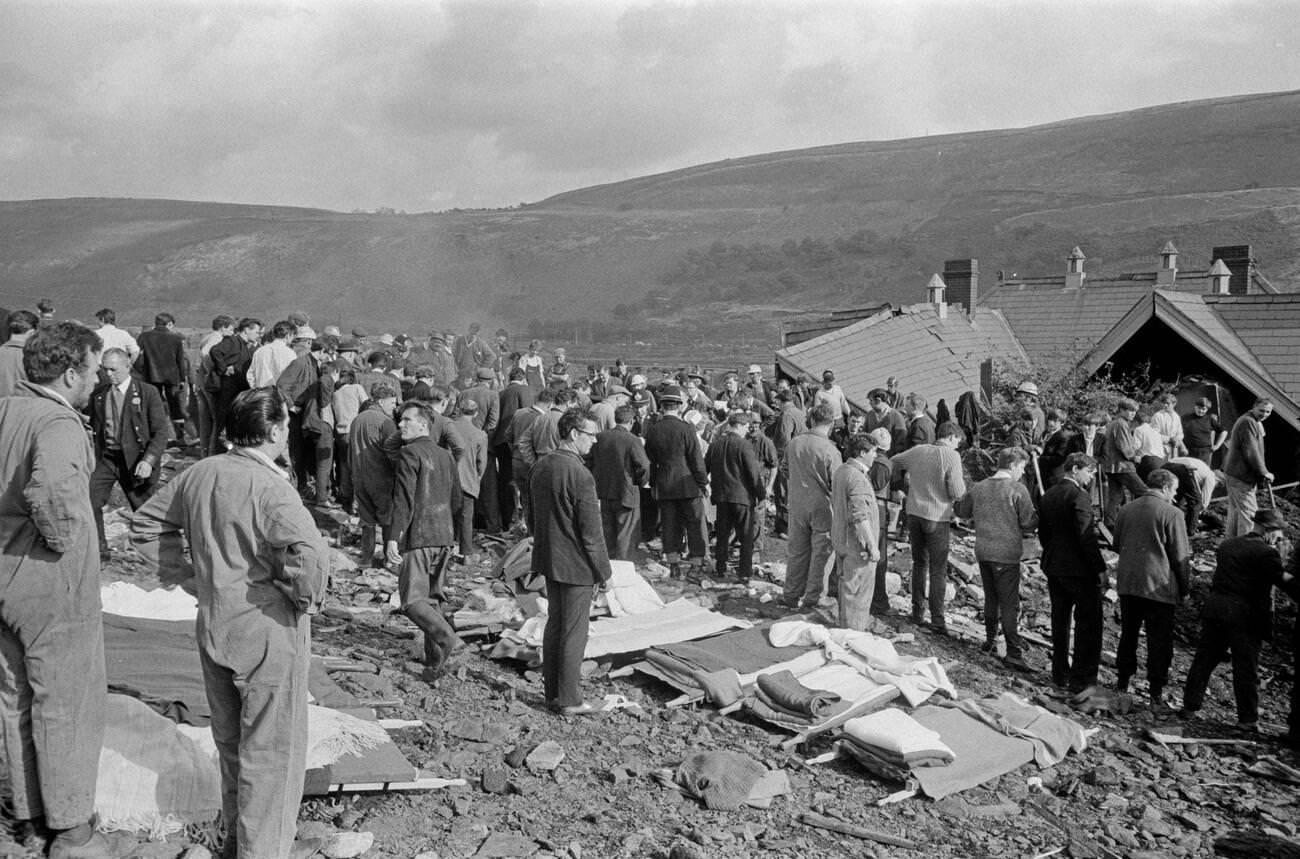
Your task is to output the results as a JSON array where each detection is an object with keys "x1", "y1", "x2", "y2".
[
  {"x1": 1156, "y1": 241, "x2": 1179, "y2": 285},
  {"x1": 1211, "y1": 244, "x2": 1255, "y2": 294},
  {"x1": 926, "y1": 273, "x2": 947, "y2": 319},
  {"x1": 1208, "y1": 258, "x2": 1232, "y2": 295},
  {"x1": 1066, "y1": 246, "x2": 1087, "y2": 288}
]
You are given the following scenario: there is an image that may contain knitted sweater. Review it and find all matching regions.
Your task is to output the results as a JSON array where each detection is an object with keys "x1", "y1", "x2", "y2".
[
  {"x1": 953, "y1": 473, "x2": 1038, "y2": 563},
  {"x1": 891, "y1": 443, "x2": 966, "y2": 523}
]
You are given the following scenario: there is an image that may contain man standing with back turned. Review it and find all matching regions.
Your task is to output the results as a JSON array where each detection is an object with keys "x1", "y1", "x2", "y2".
[{"x1": 0, "y1": 322, "x2": 133, "y2": 859}]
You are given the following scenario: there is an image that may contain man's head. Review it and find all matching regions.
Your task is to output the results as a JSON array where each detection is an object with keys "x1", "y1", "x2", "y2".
[
  {"x1": 476, "y1": 367, "x2": 496, "y2": 386},
  {"x1": 726, "y1": 411, "x2": 753, "y2": 436},
  {"x1": 338, "y1": 338, "x2": 361, "y2": 358},
  {"x1": 369, "y1": 381, "x2": 398, "y2": 411},
  {"x1": 629, "y1": 373, "x2": 646, "y2": 391},
  {"x1": 1251, "y1": 397, "x2": 1274, "y2": 421},
  {"x1": 1192, "y1": 396, "x2": 1212, "y2": 416},
  {"x1": 614, "y1": 404, "x2": 636, "y2": 427},
  {"x1": 287, "y1": 311, "x2": 310, "y2": 330},
  {"x1": 1158, "y1": 393, "x2": 1177, "y2": 412},
  {"x1": 467, "y1": 322, "x2": 481, "y2": 335},
  {"x1": 1115, "y1": 398, "x2": 1138, "y2": 419},
  {"x1": 236, "y1": 317, "x2": 264, "y2": 344},
  {"x1": 495, "y1": 328, "x2": 509, "y2": 344},
  {"x1": 8, "y1": 310, "x2": 38, "y2": 339},
  {"x1": 36, "y1": 298, "x2": 54, "y2": 317},
  {"x1": 23, "y1": 321, "x2": 102, "y2": 408},
  {"x1": 822, "y1": 369, "x2": 835, "y2": 387},
  {"x1": 807, "y1": 402, "x2": 836, "y2": 431},
  {"x1": 393, "y1": 334, "x2": 412, "y2": 355},
  {"x1": 269, "y1": 320, "x2": 296, "y2": 342},
  {"x1": 867, "y1": 388, "x2": 890, "y2": 413},
  {"x1": 1253, "y1": 507, "x2": 1287, "y2": 540},
  {"x1": 1145, "y1": 468, "x2": 1179, "y2": 500},
  {"x1": 154, "y1": 312, "x2": 175, "y2": 330},
  {"x1": 845, "y1": 432, "x2": 879, "y2": 465},
  {"x1": 528, "y1": 339, "x2": 541, "y2": 354},
  {"x1": 558, "y1": 408, "x2": 598, "y2": 456},
  {"x1": 886, "y1": 375, "x2": 900, "y2": 392},
  {"x1": 936, "y1": 421, "x2": 963, "y2": 448},
  {"x1": 747, "y1": 364, "x2": 763, "y2": 382},
  {"x1": 1019, "y1": 408, "x2": 1037, "y2": 427},
  {"x1": 659, "y1": 385, "x2": 685, "y2": 414},
  {"x1": 212, "y1": 315, "x2": 235, "y2": 336},
  {"x1": 1015, "y1": 381, "x2": 1039, "y2": 402},
  {"x1": 722, "y1": 374, "x2": 739, "y2": 394},
  {"x1": 905, "y1": 393, "x2": 927, "y2": 416},
  {"x1": 868, "y1": 427, "x2": 892, "y2": 453},
  {"x1": 1133, "y1": 408, "x2": 1152, "y2": 427},
  {"x1": 227, "y1": 386, "x2": 291, "y2": 454},
  {"x1": 1045, "y1": 407, "x2": 1067, "y2": 434},
  {"x1": 101, "y1": 347, "x2": 132, "y2": 386},
  {"x1": 457, "y1": 397, "x2": 479, "y2": 419},
  {"x1": 997, "y1": 446, "x2": 1030, "y2": 479},
  {"x1": 95, "y1": 308, "x2": 116, "y2": 326},
  {"x1": 398, "y1": 401, "x2": 438, "y2": 441},
  {"x1": 1063, "y1": 452, "x2": 1098, "y2": 486}
]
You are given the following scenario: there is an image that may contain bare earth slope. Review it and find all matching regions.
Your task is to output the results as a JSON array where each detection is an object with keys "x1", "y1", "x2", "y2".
[{"x1": 2, "y1": 89, "x2": 1299, "y2": 337}]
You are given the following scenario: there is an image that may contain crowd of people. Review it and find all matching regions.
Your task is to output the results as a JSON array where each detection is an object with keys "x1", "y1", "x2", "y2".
[{"x1": 0, "y1": 301, "x2": 1297, "y2": 859}]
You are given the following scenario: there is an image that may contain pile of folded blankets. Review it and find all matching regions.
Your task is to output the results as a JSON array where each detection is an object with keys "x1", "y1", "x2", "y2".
[{"x1": 834, "y1": 708, "x2": 956, "y2": 783}]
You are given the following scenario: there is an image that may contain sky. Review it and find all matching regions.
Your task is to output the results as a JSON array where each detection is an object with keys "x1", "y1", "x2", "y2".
[{"x1": 2, "y1": 0, "x2": 1299, "y2": 213}]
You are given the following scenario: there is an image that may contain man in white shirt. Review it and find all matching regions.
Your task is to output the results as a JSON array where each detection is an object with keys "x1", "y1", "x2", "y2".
[
  {"x1": 1148, "y1": 394, "x2": 1185, "y2": 460},
  {"x1": 813, "y1": 369, "x2": 851, "y2": 428},
  {"x1": 93, "y1": 308, "x2": 139, "y2": 360},
  {"x1": 246, "y1": 320, "x2": 298, "y2": 388}
]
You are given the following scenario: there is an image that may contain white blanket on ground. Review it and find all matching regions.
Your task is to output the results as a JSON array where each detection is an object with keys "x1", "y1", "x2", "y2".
[
  {"x1": 767, "y1": 621, "x2": 955, "y2": 706},
  {"x1": 600, "y1": 561, "x2": 667, "y2": 617},
  {"x1": 100, "y1": 582, "x2": 198, "y2": 621},
  {"x1": 842, "y1": 708, "x2": 955, "y2": 761}
]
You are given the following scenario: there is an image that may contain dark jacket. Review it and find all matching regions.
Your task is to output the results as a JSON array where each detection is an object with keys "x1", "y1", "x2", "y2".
[
  {"x1": 1202, "y1": 532, "x2": 1286, "y2": 640},
  {"x1": 905, "y1": 414, "x2": 936, "y2": 450},
  {"x1": 705, "y1": 431, "x2": 765, "y2": 506},
  {"x1": 1114, "y1": 491, "x2": 1190, "y2": 605},
  {"x1": 1038, "y1": 428, "x2": 1075, "y2": 486},
  {"x1": 494, "y1": 383, "x2": 535, "y2": 448},
  {"x1": 390, "y1": 436, "x2": 461, "y2": 550},
  {"x1": 1223, "y1": 413, "x2": 1268, "y2": 484},
  {"x1": 864, "y1": 408, "x2": 907, "y2": 456},
  {"x1": 643, "y1": 413, "x2": 707, "y2": 500},
  {"x1": 276, "y1": 353, "x2": 332, "y2": 436},
  {"x1": 134, "y1": 326, "x2": 187, "y2": 385},
  {"x1": 591, "y1": 425, "x2": 649, "y2": 509},
  {"x1": 459, "y1": 385, "x2": 500, "y2": 437},
  {"x1": 1038, "y1": 478, "x2": 1107, "y2": 582},
  {"x1": 530, "y1": 449, "x2": 612, "y2": 586},
  {"x1": 1102, "y1": 417, "x2": 1139, "y2": 474},
  {"x1": 206, "y1": 335, "x2": 253, "y2": 396},
  {"x1": 88, "y1": 378, "x2": 168, "y2": 472}
]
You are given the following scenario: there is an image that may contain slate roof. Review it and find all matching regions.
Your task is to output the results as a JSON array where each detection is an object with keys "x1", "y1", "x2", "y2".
[
  {"x1": 775, "y1": 304, "x2": 1026, "y2": 412},
  {"x1": 1204, "y1": 293, "x2": 1300, "y2": 406}
]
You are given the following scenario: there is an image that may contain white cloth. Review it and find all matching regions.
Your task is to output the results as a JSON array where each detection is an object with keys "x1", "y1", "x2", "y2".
[
  {"x1": 1133, "y1": 423, "x2": 1166, "y2": 459},
  {"x1": 601, "y1": 560, "x2": 667, "y2": 617},
  {"x1": 1149, "y1": 409, "x2": 1183, "y2": 453},
  {"x1": 97, "y1": 323, "x2": 139, "y2": 359},
  {"x1": 1170, "y1": 456, "x2": 1216, "y2": 511},
  {"x1": 842, "y1": 708, "x2": 955, "y2": 761},
  {"x1": 247, "y1": 340, "x2": 297, "y2": 388},
  {"x1": 100, "y1": 581, "x2": 198, "y2": 621}
]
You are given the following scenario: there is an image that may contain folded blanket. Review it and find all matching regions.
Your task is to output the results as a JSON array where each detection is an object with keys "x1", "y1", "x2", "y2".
[
  {"x1": 841, "y1": 708, "x2": 955, "y2": 764},
  {"x1": 838, "y1": 735, "x2": 954, "y2": 769},
  {"x1": 746, "y1": 695, "x2": 814, "y2": 727},
  {"x1": 941, "y1": 693, "x2": 1087, "y2": 767},
  {"x1": 834, "y1": 739, "x2": 911, "y2": 783},
  {"x1": 756, "y1": 669, "x2": 843, "y2": 718}
]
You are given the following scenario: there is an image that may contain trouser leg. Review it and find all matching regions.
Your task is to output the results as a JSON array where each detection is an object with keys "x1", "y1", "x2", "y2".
[
  {"x1": 542, "y1": 582, "x2": 593, "y2": 708},
  {"x1": 494, "y1": 446, "x2": 515, "y2": 529},
  {"x1": 639, "y1": 489, "x2": 658, "y2": 543},
  {"x1": 1144, "y1": 600, "x2": 1176, "y2": 697},
  {"x1": 1071, "y1": 581, "x2": 1104, "y2": 690},
  {"x1": 201, "y1": 620, "x2": 309, "y2": 859},
  {"x1": 1224, "y1": 476, "x2": 1257, "y2": 540},
  {"x1": 1116, "y1": 595, "x2": 1145, "y2": 688},
  {"x1": 334, "y1": 435, "x2": 352, "y2": 509},
  {"x1": 1182, "y1": 623, "x2": 1228, "y2": 714},
  {"x1": 196, "y1": 389, "x2": 216, "y2": 457},
  {"x1": 920, "y1": 518, "x2": 950, "y2": 623},
  {"x1": 837, "y1": 550, "x2": 875, "y2": 631},
  {"x1": 515, "y1": 465, "x2": 532, "y2": 533},
  {"x1": 0, "y1": 570, "x2": 106, "y2": 829},
  {"x1": 312, "y1": 434, "x2": 332, "y2": 503},
  {"x1": 659, "y1": 499, "x2": 684, "y2": 560},
  {"x1": 481, "y1": 452, "x2": 501, "y2": 533},
  {"x1": 992, "y1": 562, "x2": 1024, "y2": 658},
  {"x1": 806, "y1": 527, "x2": 834, "y2": 606},
  {"x1": 772, "y1": 471, "x2": 788, "y2": 534},
  {"x1": 978, "y1": 561, "x2": 1000, "y2": 642},
  {"x1": 784, "y1": 510, "x2": 812, "y2": 606},
  {"x1": 713, "y1": 502, "x2": 737, "y2": 578},
  {"x1": 458, "y1": 496, "x2": 475, "y2": 556},
  {"x1": 89, "y1": 452, "x2": 123, "y2": 552},
  {"x1": 683, "y1": 497, "x2": 707, "y2": 559},
  {"x1": 1047, "y1": 578, "x2": 1075, "y2": 684},
  {"x1": 907, "y1": 514, "x2": 927, "y2": 617},
  {"x1": 870, "y1": 516, "x2": 891, "y2": 615},
  {"x1": 735, "y1": 503, "x2": 756, "y2": 580}
]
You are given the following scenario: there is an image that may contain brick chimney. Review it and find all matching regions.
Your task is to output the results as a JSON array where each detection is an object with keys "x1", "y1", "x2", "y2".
[
  {"x1": 1211, "y1": 244, "x2": 1255, "y2": 295},
  {"x1": 1208, "y1": 259, "x2": 1232, "y2": 295},
  {"x1": 1065, "y1": 246, "x2": 1086, "y2": 289},
  {"x1": 926, "y1": 273, "x2": 948, "y2": 319},
  {"x1": 1156, "y1": 241, "x2": 1178, "y2": 286},
  {"x1": 942, "y1": 258, "x2": 979, "y2": 316}
]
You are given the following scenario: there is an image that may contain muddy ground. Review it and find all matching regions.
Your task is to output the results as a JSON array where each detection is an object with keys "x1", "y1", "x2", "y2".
[{"x1": 7, "y1": 451, "x2": 1300, "y2": 859}]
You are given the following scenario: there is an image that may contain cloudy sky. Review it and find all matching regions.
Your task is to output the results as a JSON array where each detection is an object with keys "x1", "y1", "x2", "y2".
[{"x1": 2, "y1": 1, "x2": 1298, "y2": 212}]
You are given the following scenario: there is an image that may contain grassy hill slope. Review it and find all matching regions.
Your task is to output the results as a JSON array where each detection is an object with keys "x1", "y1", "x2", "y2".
[{"x1": 2, "y1": 89, "x2": 1298, "y2": 353}]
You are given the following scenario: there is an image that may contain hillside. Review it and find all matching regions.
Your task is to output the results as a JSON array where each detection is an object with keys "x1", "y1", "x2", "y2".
[{"x1": 2, "y1": 89, "x2": 1299, "y2": 352}]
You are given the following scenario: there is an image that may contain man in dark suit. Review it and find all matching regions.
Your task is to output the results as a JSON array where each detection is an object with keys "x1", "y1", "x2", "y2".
[
  {"x1": 530, "y1": 409, "x2": 611, "y2": 715},
  {"x1": 276, "y1": 336, "x2": 337, "y2": 506},
  {"x1": 643, "y1": 385, "x2": 708, "y2": 567},
  {"x1": 134, "y1": 311, "x2": 189, "y2": 443},
  {"x1": 207, "y1": 317, "x2": 263, "y2": 448},
  {"x1": 591, "y1": 404, "x2": 650, "y2": 561},
  {"x1": 89, "y1": 347, "x2": 168, "y2": 560},
  {"x1": 1038, "y1": 452, "x2": 1108, "y2": 692},
  {"x1": 490, "y1": 368, "x2": 535, "y2": 531},
  {"x1": 705, "y1": 411, "x2": 766, "y2": 581}
]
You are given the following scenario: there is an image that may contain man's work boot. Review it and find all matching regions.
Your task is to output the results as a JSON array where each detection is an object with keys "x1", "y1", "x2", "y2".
[{"x1": 48, "y1": 827, "x2": 136, "y2": 859}]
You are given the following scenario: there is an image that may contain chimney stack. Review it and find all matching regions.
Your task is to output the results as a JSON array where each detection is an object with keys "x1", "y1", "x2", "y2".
[
  {"x1": 926, "y1": 273, "x2": 948, "y2": 319},
  {"x1": 1208, "y1": 259, "x2": 1232, "y2": 295},
  {"x1": 1211, "y1": 244, "x2": 1255, "y2": 295},
  {"x1": 942, "y1": 258, "x2": 979, "y2": 316},
  {"x1": 1065, "y1": 246, "x2": 1087, "y2": 289},
  {"x1": 1156, "y1": 241, "x2": 1179, "y2": 285}
]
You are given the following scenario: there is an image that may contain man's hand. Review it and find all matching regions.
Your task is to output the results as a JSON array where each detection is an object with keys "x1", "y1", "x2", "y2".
[
  {"x1": 385, "y1": 541, "x2": 402, "y2": 566},
  {"x1": 854, "y1": 522, "x2": 874, "y2": 547},
  {"x1": 1265, "y1": 472, "x2": 1275, "y2": 483},
  {"x1": 134, "y1": 461, "x2": 154, "y2": 480}
]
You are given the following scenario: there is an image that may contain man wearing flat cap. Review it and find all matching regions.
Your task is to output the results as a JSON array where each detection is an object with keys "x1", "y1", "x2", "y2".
[
  {"x1": 643, "y1": 385, "x2": 708, "y2": 568},
  {"x1": 1180, "y1": 507, "x2": 1294, "y2": 730},
  {"x1": 705, "y1": 411, "x2": 766, "y2": 581}
]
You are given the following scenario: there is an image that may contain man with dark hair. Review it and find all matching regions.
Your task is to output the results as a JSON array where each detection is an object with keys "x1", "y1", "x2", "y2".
[
  {"x1": 460, "y1": 367, "x2": 500, "y2": 435},
  {"x1": 519, "y1": 388, "x2": 575, "y2": 477},
  {"x1": 194, "y1": 315, "x2": 235, "y2": 456},
  {"x1": 132, "y1": 386, "x2": 327, "y2": 859},
  {"x1": 277, "y1": 337, "x2": 337, "y2": 507},
  {"x1": 706, "y1": 412, "x2": 766, "y2": 581},
  {"x1": 93, "y1": 307, "x2": 139, "y2": 359},
  {"x1": 88, "y1": 348, "x2": 168, "y2": 561},
  {"x1": 813, "y1": 369, "x2": 851, "y2": 428},
  {"x1": 0, "y1": 309, "x2": 39, "y2": 396},
  {"x1": 350, "y1": 382, "x2": 400, "y2": 563},
  {"x1": 35, "y1": 297, "x2": 55, "y2": 325},
  {"x1": 247, "y1": 320, "x2": 297, "y2": 388},
  {"x1": 134, "y1": 311, "x2": 189, "y2": 443},
  {"x1": 531, "y1": 409, "x2": 611, "y2": 715},
  {"x1": 0, "y1": 322, "x2": 120, "y2": 859},
  {"x1": 1113, "y1": 468, "x2": 1190, "y2": 711},
  {"x1": 591, "y1": 403, "x2": 650, "y2": 561},
  {"x1": 769, "y1": 387, "x2": 806, "y2": 537},
  {"x1": 1037, "y1": 407, "x2": 1074, "y2": 489},
  {"x1": 784, "y1": 402, "x2": 842, "y2": 608},
  {"x1": 1223, "y1": 397, "x2": 1274, "y2": 539},
  {"x1": 1181, "y1": 396, "x2": 1226, "y2": 465},
  {"x1": 453, "y1": 322, "x2": 494, "y2": 384},
  {"x1": 891, "y1": 421, "x2": 967, "y2": 633},
  {"x1": 452, "y1": 397, "x2": 488, "y2": 562},
  {"x1": 864, "y1": 388, "x2": 908, "y2": 536},
  {"x1": 903, "y1": 393, "x2": 936, "y2": 450},
  {"x1": 208, "y1": 317, "x2": 263, "y2": 445},
  {"x1": 1038, "y1": 453, "x2": 1107, "y2": 692},
  {"x1": 955, "y1": 446, "x2": 1038, "y2": 671},
  {"x1": 830, "y1": 433, "x2": 882, "y2": 630},
  {"x1": 490, "y1": 367, "x2": 535, "y2": 532},
  {"x1": 1180, "y1": 508, "x2": 1293, "y2": 731},
  {"x1": 509, "y1": 388, "x2": 551, "y2": 532},
  {"x1": 644, "y1": 385, "x2": 709, "y2": 568},
  {"x1": 387, "y1": 400, "x2": 464, "y2": 678}
]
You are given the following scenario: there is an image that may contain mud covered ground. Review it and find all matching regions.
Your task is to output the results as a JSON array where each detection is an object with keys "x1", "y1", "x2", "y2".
[{"x1": 6, "y1": 452, "x2": 1300, "y2": 859}]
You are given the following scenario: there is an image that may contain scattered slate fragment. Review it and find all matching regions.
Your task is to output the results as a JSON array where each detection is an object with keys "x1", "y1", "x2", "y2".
[{"x1": 525, "y1": 741, "x2": 565, "y2": 773}]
